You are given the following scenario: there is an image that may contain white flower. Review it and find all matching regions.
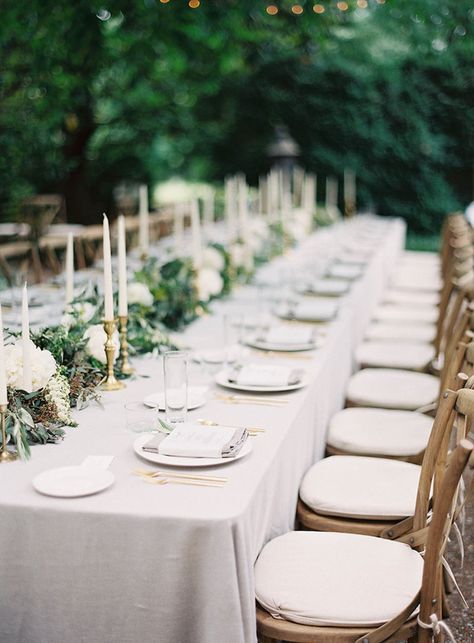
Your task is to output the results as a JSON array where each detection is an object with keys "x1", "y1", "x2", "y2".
[
  {"x1": 229, "y1": 243, "x2": 246, "y2": 268},
  {"x1": 45, "y1": 372, "x2": 74, "y2": 425},
  {"x1": 196, "y1": 268, "x2": 224, "y2": 302},
  {"x1": 202, "y1": 246, "x2": 225, "y2": 272},
  {"x1": 61, "y1": 302, "x2": 96, "y2": 328},
  {"x1": 127, "y1": 282, "x2": 154, "y2": 307},
  {"x1": 248, "y1": 219, "x2": 268, "y2": 239},
  {"x1": 84, "y1": 324, "x2": 119, "y2": 364},
  {"x1": 4, "y1": 340, "x2": 57, "y2": 392}
]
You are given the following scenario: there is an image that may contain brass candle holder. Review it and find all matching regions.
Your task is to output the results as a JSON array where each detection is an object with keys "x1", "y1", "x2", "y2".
[
  {"x1": 118, "y1": 315, "x2": 135, "y2": 376},
  {"x1": 0, "y1": 404, "x2": 17, "y2": 463},
  {"x1": 101, "y1": 319, "x2": 125, "y2": 391}
]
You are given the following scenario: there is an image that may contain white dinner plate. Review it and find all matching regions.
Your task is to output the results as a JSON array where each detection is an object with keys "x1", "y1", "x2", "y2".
[
  {"x1": 144, "y1": 385, "x2": 209, "y2": 411},
  {"x1": 275, "y1": 303, "x2": 338, "y2": 323},
  {"x1": 296, "y1": 279, "x2": 350, "y2": 297},
  {"x1": 133, "y1": 433, "x2": 252, "y2": 468},
  {"x1": 215, "y1": 369, "x2": 308, "y2": 393},
  {"x1": 245, "y1": 334, "x2": 322, "y2": 352},
  {"x1": 33, "y1": 466, "x2": 115, "y2": 498}
]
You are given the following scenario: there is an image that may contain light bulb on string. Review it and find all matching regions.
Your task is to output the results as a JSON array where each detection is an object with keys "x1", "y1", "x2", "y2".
[{"x1": 266, "y1": 4, "x2": 278, "y2": 14}]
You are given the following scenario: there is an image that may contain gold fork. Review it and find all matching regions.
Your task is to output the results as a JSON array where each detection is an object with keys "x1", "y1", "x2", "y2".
[
  {"x1": 215, "y1": 393, "x2": 288, "y2": 404},
  {"x1": 197, "y1": 418, "x2": 265, "y2": 434},
  {"x1": 144, "y1": 476, "x2": 225, "y2": 488},
  {"x1": 134, "y1": 468, "x2": 227, "y2": 484},
  {"x1": 252, "y1": 349, "x2": 313, "y2": 360}
]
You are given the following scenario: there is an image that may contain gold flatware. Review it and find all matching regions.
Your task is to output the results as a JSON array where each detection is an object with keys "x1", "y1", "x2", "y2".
[
  {"x1": 215, "y1": 393, "x2": 288, "y2": 404},
  {"x1": 219, "y1": 399, "x2": 284, "y2": 408},
  {"x1": 252, "y1": 349, "x2": 313, "y2": 360},
  {"x1": 197, "y1": 419, "x2": 265, "y2": 434},
  {"x1": 145, "y1": 477, "x2": 225, "y2": 488},
  {"x1": 134, "y1": 468, "x2": 227, "y2": 483}
]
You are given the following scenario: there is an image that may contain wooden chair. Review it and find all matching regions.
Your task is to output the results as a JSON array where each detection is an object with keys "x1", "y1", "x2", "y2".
[
  {"x1": 256, "y1": 436, "x2": 474, "y2": 643},
  {"x1": 298, "y1": 368, "x2": 473, "y2": 538},
  {"x1": 327, "y1": 303, "x2": 474, "y2": 464}
]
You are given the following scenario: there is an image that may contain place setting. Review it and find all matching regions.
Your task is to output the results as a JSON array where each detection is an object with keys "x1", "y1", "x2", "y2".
[{"x1": 244, "y1": 323, "x2": 323, "y2": 353}]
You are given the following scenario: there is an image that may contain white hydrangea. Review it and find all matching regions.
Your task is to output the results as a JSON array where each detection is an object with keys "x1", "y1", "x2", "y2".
[
  {"x1": 196, "y1": 268, "x2": 224, "y2": 302},
  {"x1": 127, "y1": 282, "x2": 154, "y2": 307},
  {"x1": 45, "y1": 372, "x2": 74, "y2": 425},
  {"x1": 4, "y1": 340, "x2": 57, "y2": 392},
  {"x1": 202, "y1": 246, "x2": 225, "y2": 272},
  {"x1": 84, "y1": 324, "x2": 119, "y2": 364}
]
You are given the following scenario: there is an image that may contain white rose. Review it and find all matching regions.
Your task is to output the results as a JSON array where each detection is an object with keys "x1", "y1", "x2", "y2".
[
  {"x1": 248, "y1": 219, "x2": 268, "y2": 239},
  {"x1": 229, "y1": 243, "x2": 246, "y2": 268},
  {"x1": 84, "y1": 324, "x2": 119, "y2": 364},
  {"x1": 127, "y1": 282, "x2": 154, "y2": 307},
  {"x1": 61, "y1": 301, "x2": 96, "y2": 328},
  {"x1": 196, "y1": 268, "x2": 224, "y2": 302},
  {"x1": 4, "y1": 340, "x2": 57, "y2": 392},
  {"x1": 202, "y1": 246, "x2": 225, "y2": 272}
]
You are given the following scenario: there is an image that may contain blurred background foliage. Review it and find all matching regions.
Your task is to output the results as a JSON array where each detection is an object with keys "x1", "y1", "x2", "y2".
[{"x1": 0, "y1": 0, "x2": 472, "y2": 232}]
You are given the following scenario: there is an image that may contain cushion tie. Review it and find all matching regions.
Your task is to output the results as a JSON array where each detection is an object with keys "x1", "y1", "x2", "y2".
[{"x1": 417, "y1": 613, "x2": 456, "y2": 642}]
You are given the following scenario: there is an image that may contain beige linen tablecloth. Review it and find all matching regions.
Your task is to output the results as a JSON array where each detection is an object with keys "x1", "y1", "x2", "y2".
[{"x1": 0, "y1": 217, "x2": 405, "y2": 643}]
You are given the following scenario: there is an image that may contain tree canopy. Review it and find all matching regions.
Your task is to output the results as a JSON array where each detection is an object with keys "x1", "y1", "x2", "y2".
[{"x1": 1, "y1": 0, "x2": 472, "y2": 232}]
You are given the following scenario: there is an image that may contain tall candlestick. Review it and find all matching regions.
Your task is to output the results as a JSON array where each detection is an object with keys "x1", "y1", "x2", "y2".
[
  {"x1": 238, "y1": 176, "x2": 248, "y2": 240},
  {"x1": 22, "y1": 283, "x2": 32, "y2": 393},
  {"x1": 138, "y1": 184, "x2": 149, "y2": 256},
  {"x1": 225, "y1": 177, "x2": 237, "y2": 240},
  {"x1": 174, "y1": 203, "x2": 185, "y2": 255},
  {"x1": 117, "y1": 215, "x2": 128, "y2": 317},
  {"x1": 0, "y1": 305, "x2": 7, "y2": 405},
  {"x1": 203, "y1": 193, "x2": 214, "y2": 229},
  {"x1": 191, "y1": 199, "x2": 202, "y2": 268},
  {"x1": 65, "y1": 232, "x2": 74, "y2": 307},
  {"x1": 102, "y1": 214, "x2": 114, "y2": 321},
  {"x1": 344, "y1": 169, "x2": 356, "y2": 217}
]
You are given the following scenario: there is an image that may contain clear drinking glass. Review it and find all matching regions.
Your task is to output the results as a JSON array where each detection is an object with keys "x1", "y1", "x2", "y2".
[
  {"x1": 124, "y1": 402, "x2": 159, "y2": 433},
  {"x1": 163, "y1": 351, "x2": 188, "y2": 424}
]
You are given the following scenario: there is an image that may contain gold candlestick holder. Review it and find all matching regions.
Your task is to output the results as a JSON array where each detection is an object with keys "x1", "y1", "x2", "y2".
[
  {"x1": 0, "y1": 404, "x2": 17, "y2": 463},
  {"x1": 118, "y1": 315, "x2": 135, "y2": 375},
  {"x1": 101, "y1": 319, "x2": 125, "y2": 391}
]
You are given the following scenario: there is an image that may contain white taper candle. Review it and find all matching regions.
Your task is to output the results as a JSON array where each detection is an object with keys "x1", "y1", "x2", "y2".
[
  {"x1": 0, "y1": 305, "x2": 7, "y2": 405},
  {"x1": 138, "y1": 184, "x2": 149, "y2": 255},
  {"x1": 22, "y1": 283, "x2": 32, "y2": 393},
  {"x1": 117, "y1": 215, "x2": 128, "y2": 317},
  {"x1": 65, "y1": 232, "x2": 74, "y2": 307},
  {"x1": 191, "y1": 199, "x2": 202, "y2": 268},
  {"x1": 102, "y1": 214, "x2": 114, "y2": 321}
]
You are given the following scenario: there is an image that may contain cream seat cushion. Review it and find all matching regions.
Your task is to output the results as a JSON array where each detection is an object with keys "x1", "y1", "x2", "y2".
[
  {"x1": 299, "y1": 455, "x2": 421, "y2": 519},
  {"x1": 401, "y1": 250, "x2": 439, "y2": 264},
  {"x1": 327, "y1": 407, "x2": 432, "y2": 456},
  {"x1": 346, "y1": 368, "x2": 439, "y2": 410},
  {"x1": 356, "y1": 341, "x2": 435, "y2": 370},
  {"x1": 384, "y1": 289, "x2": 440, "y2": 307},
  {"x1": 391, "y1": 274, "x2": 442, "y2": 293},
  {"x1": 255, "y1": 531, "x2": 423, "y2": 627},
  {"x1": 365, "y1": 322, "x2": 436, "y2": 343},
  {"x1": 373, "y1": 304, "x2": 438, "y2": 325}
]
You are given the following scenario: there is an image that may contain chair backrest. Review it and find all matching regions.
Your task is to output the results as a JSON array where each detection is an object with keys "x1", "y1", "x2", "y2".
[{"x1": 418, "y1": 438, "x2": 474, "y2": 643}]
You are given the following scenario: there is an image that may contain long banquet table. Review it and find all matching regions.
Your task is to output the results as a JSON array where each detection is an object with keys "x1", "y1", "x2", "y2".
[{"x1": 0, "y1": 217, "x2": 405, "y2": 643}]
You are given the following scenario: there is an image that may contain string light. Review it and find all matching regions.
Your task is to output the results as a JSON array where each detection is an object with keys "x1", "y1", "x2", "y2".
[
  {"x1": 291, "y1": 4, "x2": 304, "y2": 13},
  {"x1": 159, "y1": 0, "x2": 170, "y2": 3},
  {"x1": 313, "y1": 4, "x2": 325, "y2": 13},
  {"x1": 266, "y1": 4, "x2": 278, "y2": 14},
  {"x1": 337, "y1": 1, "x2": 348, "y2": 10},
  {"x1": 357, "y1": 0, "x2": 368, "y2": 7},
  {"x1": 188, "y1": 0, "x2": 200, "y2": 7},
  {"x1": 376, "y1": 0, "x2": 386, "y2": 3}
]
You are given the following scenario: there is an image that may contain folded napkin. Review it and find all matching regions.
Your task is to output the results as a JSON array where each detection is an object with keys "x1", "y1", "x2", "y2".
[
  {"x1": 264, "y1": 326, "x2": 315, "y2": 346},
  {"x1": 305, "y1": 279, "x2": 349, "y2": 295},
  {"x1": 142, "y1": 423, "x2": 248, "y2": 458},
  {"x1": 291, "y1": 300, "x2": 338, "y2": 321},
  {"x1": 328, "y1": 263, "x2": 363, "y2": 280},
  {"x1": 229, "y1": 363, "x2": 302, "y2": 387}
]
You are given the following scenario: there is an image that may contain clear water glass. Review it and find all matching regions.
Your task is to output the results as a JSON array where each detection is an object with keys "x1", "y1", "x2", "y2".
[
  {"x1": 163, "y1": 351, "x2": 188, "y2": 424},
  {"x1": 124, "y1": 402, "x2": 158, "y2": 433}
]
